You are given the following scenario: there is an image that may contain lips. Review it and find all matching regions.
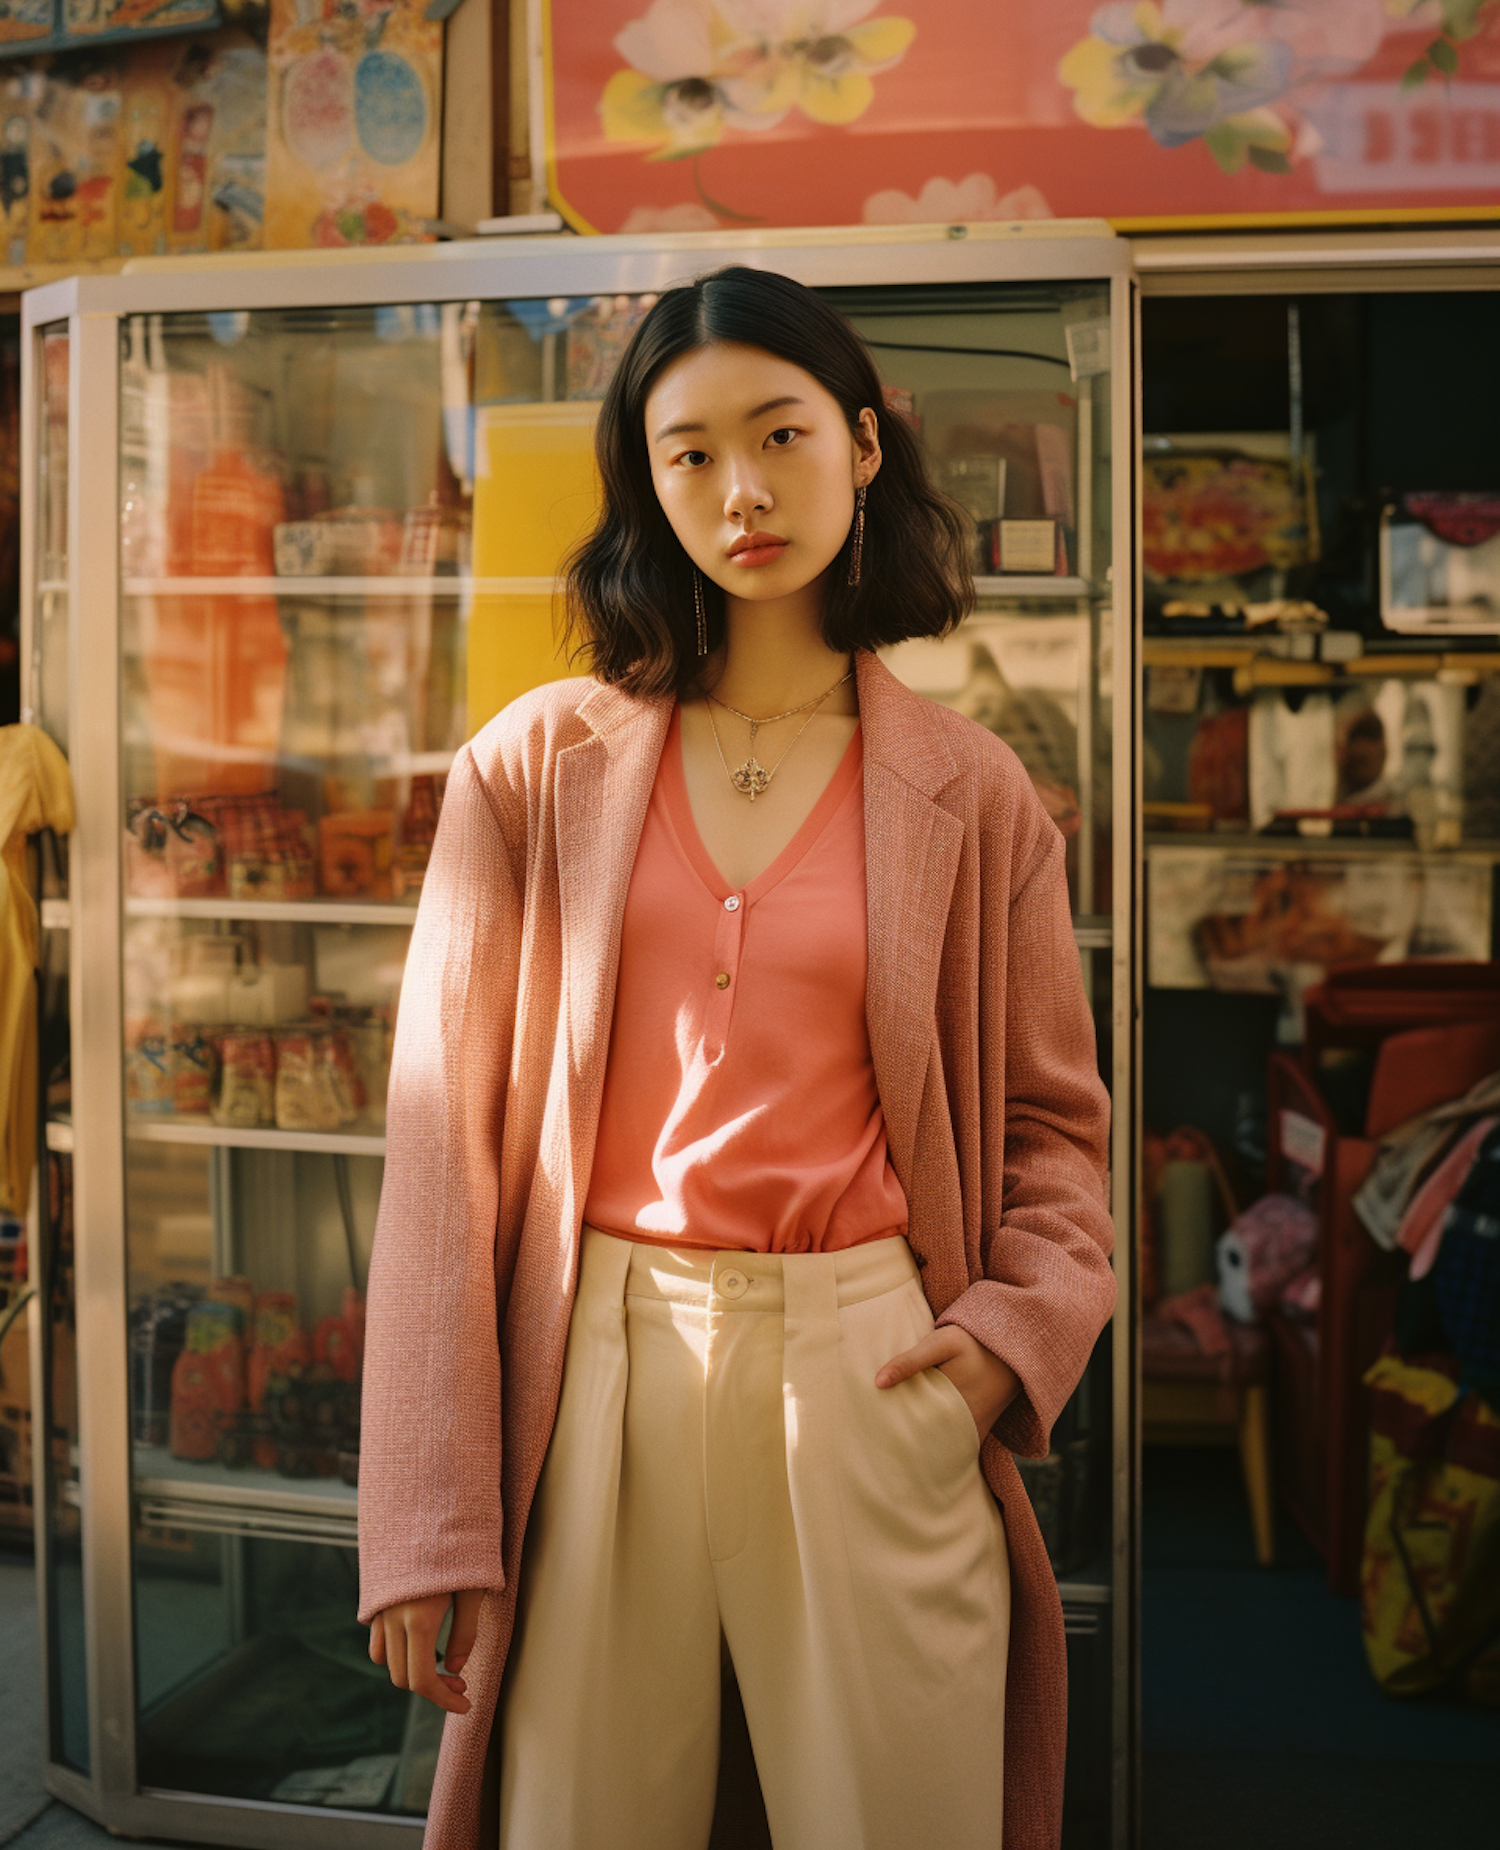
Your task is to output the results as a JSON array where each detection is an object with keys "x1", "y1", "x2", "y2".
[{"x1": 728, "y1": 530, "x2": 788, "y2": 568}]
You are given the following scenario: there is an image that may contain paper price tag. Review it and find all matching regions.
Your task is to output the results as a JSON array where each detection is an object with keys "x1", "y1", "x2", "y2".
[{"x1": 1065, "y1": 319, "x2": 1111, "y2": 381}]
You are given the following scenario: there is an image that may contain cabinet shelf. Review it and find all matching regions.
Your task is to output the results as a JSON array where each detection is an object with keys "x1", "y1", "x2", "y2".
[
  {"x1": 123, "y1": 575, "x2": 554, "y2": 599},
  {"x1": 133, "y1": 1445, "x2": 357, "y2": 1546},
  {"x1": 127, "y1": 1119, "x2": 386, "y2": 1157},
  {"x1": 1145, "y1": 832, "x2": 1500, "y2": 859},
  {"x1": 125, "y1": 896, "x2": 419, "y2": 927},
  {"x1": 973, "y1": 575, "x2": 1091, "y2": 600}
]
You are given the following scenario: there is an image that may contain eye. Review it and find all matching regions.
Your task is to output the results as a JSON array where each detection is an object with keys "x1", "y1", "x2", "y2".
[
  {"x1": 766, "y1": 427, "x2": 798, "y2": 448},
  {"x1": 675, "y1": 449, "x2": 710, "y2": 470}
]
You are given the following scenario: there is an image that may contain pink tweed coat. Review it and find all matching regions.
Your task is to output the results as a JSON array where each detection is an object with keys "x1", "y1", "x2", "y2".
[{"x1": 357, "y1": 647, "x2": 1116, "y2": 1849}]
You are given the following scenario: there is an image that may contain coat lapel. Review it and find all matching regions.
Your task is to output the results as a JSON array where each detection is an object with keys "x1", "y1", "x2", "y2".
[
  {"x1": 857, "y1": 651, "x2": 964, "y2": 1235},
  {"x1": 554, "y1": 681, "x2": 673, "y2": 1229}
]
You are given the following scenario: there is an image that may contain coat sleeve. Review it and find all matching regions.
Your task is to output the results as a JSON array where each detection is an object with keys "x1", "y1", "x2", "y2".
[
  {"x1": 356, "y1": 742, "x2": 523, "y2": 1623},
  {"x1": 935, "y1": 782, "x2": 1117, "y2": 1460}
]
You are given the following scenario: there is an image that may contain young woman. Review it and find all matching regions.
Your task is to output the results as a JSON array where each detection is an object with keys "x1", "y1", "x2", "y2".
[{"x1": 358, "y1": 267, "x2": 1115, "y2": 1850}]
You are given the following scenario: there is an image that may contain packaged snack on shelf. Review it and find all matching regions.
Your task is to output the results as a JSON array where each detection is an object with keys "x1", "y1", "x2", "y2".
[
  {"x1": 399, "y1": 495, "x2": 470, "y2": 575},
  {"x1": 129, "y1": 1282, "x2": 203, "y2": 1447},
  {"x1": 212, "y1": 1029, "x2": 275, "y2": 1128},
  {"x1": 210, "y1": 1275, "x2": 254, "y2": 1330},
  {"x1": 314, "y1": 1286, "x2": 366, "y2": 1384},
  {"x1": 272, "y1": 519, "x2": 338, "y2": 577},
  {"x1": 162, "y1": 804, "x2": 221, "y2": 898},
  {"x1": 319, "y1": 809, "x2": 397, "y2": 898},
  {"x1": 246, "y1": 1292, "x2": 311, "y2": 1415},
  {"x1": 320, "y1": 1027, "x2": 362, "y2": 1123},
  {"x1": 313, "y1": 507, "x2": 405, "y2": 575},
  {"x1": 272, "y1": 1027, "x2": 344, "y2": 1132},
  {"x1": 351, "y1": 1012, "x2": 391, "y2": 1129},
  {"x1": 126, "y1": 1016, "x2": 174, "y2": 1114},
  {"x1": 169, "y1": 1024, "x2": 216, "y2": 1117},
  {"x1": 125, "y1": 807, "x2": 176, "y2": 899},
  {"x1": 217, "y1": 1411, "x2": 277, "y2": 1471},
  {"x1": 169, "y1": 1299, "x2": 247, "y2": 1462},
  {"x1": 225, "y1": 795, "x2": 316, "y2": 901},
  {"x1": 395, "y1": 774, "x2": 443, "y2": 896}
]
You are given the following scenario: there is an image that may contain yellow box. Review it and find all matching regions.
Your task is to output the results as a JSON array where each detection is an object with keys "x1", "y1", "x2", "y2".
[{"x1": 468, "y1": 401, "x2": 602, "y2": 736}]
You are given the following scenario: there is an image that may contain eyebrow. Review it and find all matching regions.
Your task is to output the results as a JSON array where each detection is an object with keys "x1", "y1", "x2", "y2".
[{"x1": 652, "y1": 395, "x2": 807, "y2": 443}]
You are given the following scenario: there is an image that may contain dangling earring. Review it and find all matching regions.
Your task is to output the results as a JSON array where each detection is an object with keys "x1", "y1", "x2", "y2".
[
  {"x1": 847, "y1": 483, "x2": 867, "y2": 588},
  {"x1": 694, "y1": 568, "x2": 708, "y2": 656}
]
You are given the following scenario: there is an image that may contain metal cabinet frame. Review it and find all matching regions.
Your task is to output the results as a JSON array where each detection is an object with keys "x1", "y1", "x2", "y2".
[{"x1": 21, "y1": 223, "x2": 1141, "y2": 1850}]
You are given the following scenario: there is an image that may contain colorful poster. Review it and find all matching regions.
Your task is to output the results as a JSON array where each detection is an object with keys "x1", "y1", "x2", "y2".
[
  {"x1": 264, "y1": 0, "x2": 439, "y2": 248},
  {"x1": 0, "y1": 0, "x2": 219, "y2": 59},
  {"x1": 28, "y1": 59, "x2": 122, "y2": 262},
  {"x1": 0, "y1": 1, "x2": 52, "y2": 52},
  {"x1": 0, "y1": 68, "x2": 40, "y2": 264},
  {"x1": 543, "y1": 0, "x2": 1500, "y2": 234},
  {"x1": 164, "y1": 33, "x2": 266, "y2": 252},
  {"x1": 61, "y1": 0, "x2": 218, "y2": 44}
]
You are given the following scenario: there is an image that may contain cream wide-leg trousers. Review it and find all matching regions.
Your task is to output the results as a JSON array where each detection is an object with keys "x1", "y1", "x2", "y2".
[{"x1": 496, "y1": 1227, "x2": 1010, "y2": 1850}]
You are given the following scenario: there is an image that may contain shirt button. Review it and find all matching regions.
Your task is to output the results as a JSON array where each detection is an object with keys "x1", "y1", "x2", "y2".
[
  {"x1": 725, "y1": 895, "x2": 741, "y2": 911},
  {"x1": 715, "y1": 972, "x2": 731, "y2": 989}
]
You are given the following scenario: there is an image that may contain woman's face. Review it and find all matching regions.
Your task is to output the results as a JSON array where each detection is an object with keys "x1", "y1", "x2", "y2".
[{"x1": 644, "y1": 340, "x2": 880, "y2": 603}]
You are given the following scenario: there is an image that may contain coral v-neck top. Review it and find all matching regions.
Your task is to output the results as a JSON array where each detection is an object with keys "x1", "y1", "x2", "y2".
[{"x1": 582, "y1": 704, "x2": 909, "y2": 1253}]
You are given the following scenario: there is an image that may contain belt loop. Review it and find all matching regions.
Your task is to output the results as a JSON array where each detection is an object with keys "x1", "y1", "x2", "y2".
[{"x1": 781, "y1": 1250, "x2": 839, "y2": 1334}]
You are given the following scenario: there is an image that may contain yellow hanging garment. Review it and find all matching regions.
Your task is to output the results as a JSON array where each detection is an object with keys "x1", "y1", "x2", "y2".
[{"x1": 0, "y1": 724, "x2": 73, "y2": 1218}]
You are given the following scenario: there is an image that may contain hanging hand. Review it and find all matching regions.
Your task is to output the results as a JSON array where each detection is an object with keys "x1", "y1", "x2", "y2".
[{"x1": 368, "y1": 1587, "x2": 485, "y2": 1714}]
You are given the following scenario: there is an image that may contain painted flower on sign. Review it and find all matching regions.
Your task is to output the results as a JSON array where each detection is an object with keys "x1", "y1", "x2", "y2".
[
  {"x1": 601, "y1": 0, "x2": 794, "y2": 157},
  {"x1": 720, "y1": 1, "x2": 917, "y2": 125},
  {"x1": 863, "y1": 173, "x2": 1053, "y2": 224},
  {"x1": 1059, "y1": 3, "x2": 1297, "y2": 171},
  {"x1": 1058, "y1": 0, "x2": 1499, "y2": 175},
  {"x1": 602, "y1": 0, "x2": 915, "y2": 157}
]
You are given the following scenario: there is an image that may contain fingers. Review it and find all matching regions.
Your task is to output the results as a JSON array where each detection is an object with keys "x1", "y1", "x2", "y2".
[
  {"x1": 385, "y1": 1611, "x2": 411, "y2": 1692},
  {"x1": 875, "y1": 1327, "x2": 962, "y2": 1389},
  {"x1": 368, "y1": 1595, "x2": 479, "y2": 1715},
  {"x1": 445, "y1": 1588, "x2": 484, "y2": 1674},
  {"x1": 406, "y1": 1611, "x2": 471, "y2": 1715}
]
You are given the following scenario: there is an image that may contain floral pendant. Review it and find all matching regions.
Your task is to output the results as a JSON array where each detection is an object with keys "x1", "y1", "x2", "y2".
[{"x1": 730, "y1": 758, "x2": 771, "y2": 800}]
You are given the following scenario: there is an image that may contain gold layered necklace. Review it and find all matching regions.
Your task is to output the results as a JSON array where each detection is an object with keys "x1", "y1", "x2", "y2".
[{"x1": 704, "y1": 667, "x2": 855, "y2": 801}]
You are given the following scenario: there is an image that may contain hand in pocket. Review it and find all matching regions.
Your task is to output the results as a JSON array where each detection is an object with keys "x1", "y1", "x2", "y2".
[{"x1": 875, "y1": 1324, "x2": 1019, "y2": 1442}]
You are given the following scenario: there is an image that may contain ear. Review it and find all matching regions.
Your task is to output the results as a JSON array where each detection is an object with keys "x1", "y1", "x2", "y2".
[{"x1": 853, "y1": 406, "x2": 882, "y2": 489}]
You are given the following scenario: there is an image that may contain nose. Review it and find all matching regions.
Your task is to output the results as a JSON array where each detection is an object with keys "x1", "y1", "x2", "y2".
[{"x1": 724, "y1": 457, "x2": 773, "y2": 524}]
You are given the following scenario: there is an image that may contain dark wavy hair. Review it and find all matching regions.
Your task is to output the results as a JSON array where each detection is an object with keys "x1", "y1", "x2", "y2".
[{"x1": 565, "y1": 266, "x2": 972, "y2": 697}]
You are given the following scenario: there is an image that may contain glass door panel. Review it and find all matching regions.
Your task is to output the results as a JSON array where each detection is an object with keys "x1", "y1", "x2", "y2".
[{"x1": 118, "y1": 303, "x2": 469, "y2": 1815}]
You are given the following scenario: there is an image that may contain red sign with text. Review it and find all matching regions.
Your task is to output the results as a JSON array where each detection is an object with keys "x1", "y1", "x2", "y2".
[{"x1": 542, "y1": 0, "x2": 1500, "y2": 233}]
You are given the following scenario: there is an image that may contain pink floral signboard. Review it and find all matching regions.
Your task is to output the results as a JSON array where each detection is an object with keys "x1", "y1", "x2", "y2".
[{"x1": 542, "y1": 0, "x2": 1500, "y2": 233}]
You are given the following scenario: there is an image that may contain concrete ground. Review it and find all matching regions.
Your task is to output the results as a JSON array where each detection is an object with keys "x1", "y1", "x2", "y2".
[{"x1": 0, "y1": 1549, "x2": 177, "y2": 1850}]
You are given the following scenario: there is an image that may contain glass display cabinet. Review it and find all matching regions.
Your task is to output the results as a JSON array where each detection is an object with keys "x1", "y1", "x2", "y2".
[{"x1": 21, "y1": 224, "x2": 1139, "y2": 1849}]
